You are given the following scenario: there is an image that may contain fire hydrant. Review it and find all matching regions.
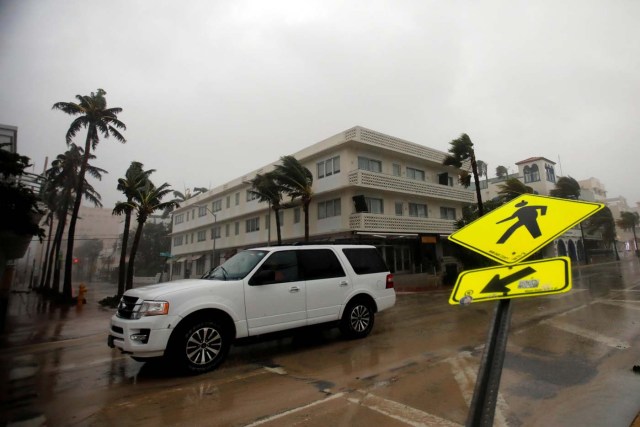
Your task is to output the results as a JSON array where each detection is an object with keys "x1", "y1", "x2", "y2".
[{"x1": 77, "y1": 283, "x2": 87, "y2": 306}]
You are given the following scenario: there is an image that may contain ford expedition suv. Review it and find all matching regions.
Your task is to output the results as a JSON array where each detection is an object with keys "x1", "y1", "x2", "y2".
[{"x1": 108, "y1": 245, "x2": 395, "y2": 373}]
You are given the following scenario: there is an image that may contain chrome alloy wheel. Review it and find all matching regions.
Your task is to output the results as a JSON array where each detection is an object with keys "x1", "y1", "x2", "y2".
[
  {"x1": 350, "y1": 304, "x2": 371, "y2": 333},
  {"x1": 186, "y1": 327, "x2": 223, "y2": 365}
]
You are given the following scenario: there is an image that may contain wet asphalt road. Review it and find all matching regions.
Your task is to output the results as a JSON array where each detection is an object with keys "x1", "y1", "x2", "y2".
[{"x1": 1, "y1": 259, "x2": 639, "y2": 426}]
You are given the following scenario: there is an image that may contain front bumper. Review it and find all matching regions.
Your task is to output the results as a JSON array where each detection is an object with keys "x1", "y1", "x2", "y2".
[{"x1": 108, "y1": 314, "x2": 181, "y2": 359}]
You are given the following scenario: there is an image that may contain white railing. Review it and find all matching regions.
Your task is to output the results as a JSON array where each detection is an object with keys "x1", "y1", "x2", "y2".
[{"x1": 349, "y1": 213, "x2": 457, "y2": 235}]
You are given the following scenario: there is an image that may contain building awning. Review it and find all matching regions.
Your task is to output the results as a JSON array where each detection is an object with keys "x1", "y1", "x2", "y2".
[
  {"x1": 173, "y1": 256, "x2": 187, "y2": 263},
  {"x1": 191, "y1": 254, "x2": 203, "y2": 261}
]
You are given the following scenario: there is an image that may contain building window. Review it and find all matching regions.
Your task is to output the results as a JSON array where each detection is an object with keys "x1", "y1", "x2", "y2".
[
  {"x1": 440, "y1": 207, "x2": 456, "y2": 220},
  {"x1": 294, "y1": 207, "x2": 301, "y2": 224},
  {"x1": 392, "y1": 163, "x2": 401, "y2": 177},
  {"x1": 235, "y1": 192, "x2": 240, "y2": 205},
  {"x1": 198, "y1": 206, "x2": 207, "y2": 217},
  {"x1": 395, "y1": 202, "x2": 403, "y2": 216},
  {"x1": 225, "y1": 223, "x2": 230, "y2": 237},
  {"x1": 318, "y1": 198, "x2": 342, "y2": 219},
  {"x1": 358, "y1": 156, "x2": 382, "y2": 173},
  {"x1": 211, "y1": 226, "x2": 221, "y2": 239},
  {"x1": 226, "y1": 196, "x2": 230, "y2": 208},
  {"x1": 234, "y1": 221, "x2": 239, "y2": 235},
  {"x1": 173, "y1": 262, "x2": 182, "y2": 276},
  {"x1": 438, "y1": 173, "x2": 454, "y2": 187},
  {"x1": 545, "y1": 164, "x2": 556, "y2": 183},
  {"x1": 365, "y1": 197, "x2": 384, "y2": 214},
  {"x1": 186, "y1": 211, "x2": 190, "y2": 221},
  {"x1": 174, "y1": 235, "x2": 183, "y2": 246},
  {"x1": 195, "y1": 257, "x2": 205, "y2": 275},
  {"x1": 246, "y1": 217, "x2": 260, "y2": 232},
  {"x1": 174, "y1": 214, "x2": 184, "y2": 224},
  {"x1": 317, "y1": 156, "x2": 340, "y2": 179},
  {"x1": 277, "y1": 210, "x2": 284, "y2": 226},
  {"x1": 247, "y1": 190, "x2": 258, "y2": 202},
  {"x1": 524, "y1": 165, "x2": 540, "y2": 183},
  {"x1": 197, "y1": 230, "x2": 206, "y2": 242},
  {"x1": 406, "y1": 167, "x2": 425, "y2": 181},
  {"x1": 409, "y1": 203, "x2": 427, "y2": 218},
  {"x1": 191, "y1": 233, "x2": 194, "y2": 243},
  {"x1": 212, "y1": 199, "x2": 222, "y2": 212}
]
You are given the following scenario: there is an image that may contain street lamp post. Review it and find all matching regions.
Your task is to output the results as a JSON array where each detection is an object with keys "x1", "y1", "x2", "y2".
[{"x1": 195, "y1": 205, "x2": 217, "y2": 269}]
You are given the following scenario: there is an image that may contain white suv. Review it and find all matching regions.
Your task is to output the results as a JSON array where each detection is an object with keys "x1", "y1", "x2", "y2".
[{"x1": 108, "y1": 245, "x2": 395, "y2": 373}]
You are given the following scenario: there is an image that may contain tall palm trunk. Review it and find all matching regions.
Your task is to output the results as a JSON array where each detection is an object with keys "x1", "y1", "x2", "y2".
[
  {"x1": 52, "y1": 211, "x2": 69, "y2": 294},
  {"x1": 126, "y1": 219, "x2": 145, "y2": 290},
  {"x1": 274, "y1": 206, "x2": 282, "y2": 245},
  {"x1": 62, "y1": 128, "x2": 94, "y2": 300},
  {"x1": 117, "y1": 207, "x2": 132, "y2": 297},
  {"x1": 43, "y1": 216, "x2": 64, "y2": 292},
  {"x1": 303, "y1": 200, "x2": 310, "y2": 242},
  {"x1": 469, "y1": 154, "x2": 484, "y2": 216},
  {"x1": 38, "y1": 215, "x2": 54, "y2": 290}
]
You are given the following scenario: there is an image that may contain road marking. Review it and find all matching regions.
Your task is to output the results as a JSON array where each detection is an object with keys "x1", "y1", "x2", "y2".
[
  {"x1": 540, "y1": 319, "x2": 630, "y2": 349},
  {"x1": 243, "y1": 392, "x2": 345, "y2": 426},
  {"x1": 349, "y1": 390, "x2": 461, "y2": 427},
  {"x1": 596, "y1": 301, "x2": 640, "y2": 311},
  {"x1": 263, "y1": 366, "x2": 287, "y2": 375}
]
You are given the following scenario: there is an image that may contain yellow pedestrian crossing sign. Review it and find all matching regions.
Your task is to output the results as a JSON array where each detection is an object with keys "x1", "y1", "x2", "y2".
[
  {"x1": 449, "y1": 194, "x2": 604, "y2": 265},
  {"x1": 449, "y1": 257, "x2": 572, "y2": 305}
]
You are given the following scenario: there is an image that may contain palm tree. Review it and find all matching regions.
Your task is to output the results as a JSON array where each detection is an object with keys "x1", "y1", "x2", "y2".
[
  {"x1": 52, "y1": 89, "x2": 125, "y2": 300},
  {"x1": 247, "y1": 172, "x2": 284, "y2": 245},
  {"x1": 586, "y1": 207, "x2": 619, "y2": 261},
  {"x1": 495, "y1": 165, "x2": 509, "y2": 180},
  {"x1": 497, "y1": 178, "x2": 533, "y2": 202},
  {"x1": 112, "y1": 162, "x2": 155, "y2": 297},
  {"x1": 549, "y1": 176, "x2": 581, "y2": 199},
  {"x1": 617, "y1": 211, "x2": 640, "y2": 257},
  {"x1": 443, "y1": 134, "x2": 484, "y2": 215},
  {"x1": 42, "y1": 144, "x2": 105, "y2": 294},
  {"x1": 162, "y1": 186, "x2": 207, "y2": 218},
  {"x1": 125, "y1": 181, "x2": 179, "y2": 290},
  {"x1": 274, "y1": 156, "x2": 314, "y2": 242}
]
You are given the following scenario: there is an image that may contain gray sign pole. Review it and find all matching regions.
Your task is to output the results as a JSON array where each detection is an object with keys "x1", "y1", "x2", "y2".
[{"x1": 466, "y1": 298, "x2": 513, "y2": 426}]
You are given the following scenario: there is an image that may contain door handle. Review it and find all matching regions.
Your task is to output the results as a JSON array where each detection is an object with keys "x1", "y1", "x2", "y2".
[
  {"x1": 339, "y1": 281, "x2": 348, "y2": 287},
  {"x1": 289, "y1": 286, "x2": 300, "y2": 293}
]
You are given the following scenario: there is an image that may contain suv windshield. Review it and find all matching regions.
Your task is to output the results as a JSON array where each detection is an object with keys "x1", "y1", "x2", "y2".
[{"x1": 202, "y1": 250, "x2": 268, "y2": 280}]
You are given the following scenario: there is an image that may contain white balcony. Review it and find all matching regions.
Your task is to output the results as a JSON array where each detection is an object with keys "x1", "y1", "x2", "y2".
[
  {"x1": 348, "y1": 170, "x2": 474, "y2": 204},
  {"x1": 349, "y1": 213, "x2": 457, "y2": 235}
]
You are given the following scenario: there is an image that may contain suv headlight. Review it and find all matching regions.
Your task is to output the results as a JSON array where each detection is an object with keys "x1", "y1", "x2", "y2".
[{"x1": 134, "y1": 301, "x2": 169, "y2": 319}]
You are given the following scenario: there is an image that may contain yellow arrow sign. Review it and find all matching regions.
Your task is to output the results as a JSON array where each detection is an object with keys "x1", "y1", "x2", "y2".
[
  {"x1": 449, "y1": 257, "x2": 572, "y2": 305},
  {"x1": 449, "y1": 194, "x2": 604, "y2": 265}
]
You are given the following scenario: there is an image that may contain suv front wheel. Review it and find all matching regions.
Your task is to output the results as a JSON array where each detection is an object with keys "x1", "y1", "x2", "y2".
[
  {"x1": 170, "y1": 318, "x2": 231, "y2": 374},
  {"x1": 340, "y1": 299, "x2": 375, "y2": 339}
]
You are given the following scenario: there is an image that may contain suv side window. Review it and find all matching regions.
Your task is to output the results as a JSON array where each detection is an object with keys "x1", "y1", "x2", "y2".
[
  {"x1": 299, "y1": 249, "x2": 346, "y2": 280},
  {"x1": 251, "y1": 250, "x2": 299, "y2": 285},
  {"x1": 342, "y1": 248, "x2": 388, "y2": 274}
]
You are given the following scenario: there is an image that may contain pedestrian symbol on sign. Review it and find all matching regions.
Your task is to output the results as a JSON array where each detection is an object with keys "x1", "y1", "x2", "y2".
[{"x1": 496, "y1": 200, "x2": 548, "y2": 244}]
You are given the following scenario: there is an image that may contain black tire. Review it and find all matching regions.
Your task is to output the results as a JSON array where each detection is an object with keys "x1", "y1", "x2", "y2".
[
  {"x1": 340, "y1": 299, "x2": 375, "y2": 339},
  {"x1": 170, "y1": 318, "x2": 230, "y2": 374}
]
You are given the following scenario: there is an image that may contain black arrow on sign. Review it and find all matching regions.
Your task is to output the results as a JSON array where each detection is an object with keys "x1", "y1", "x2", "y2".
[{"x1": 481, "y1": 266, "x2": 537, "y2": 295}]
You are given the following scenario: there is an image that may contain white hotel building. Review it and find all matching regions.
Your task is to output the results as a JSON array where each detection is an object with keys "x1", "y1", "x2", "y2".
[{"x1": 169, "y1": 126, "x2": 474, "y2": 279}]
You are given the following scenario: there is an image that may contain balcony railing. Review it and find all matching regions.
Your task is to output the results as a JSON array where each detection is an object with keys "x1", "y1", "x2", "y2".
[
  {"x1": 348, "y1": 170, "x2": 474, "y2": 203},
  {"x1": 349, "y1": 213, "x2": 457, "y2": 235}
]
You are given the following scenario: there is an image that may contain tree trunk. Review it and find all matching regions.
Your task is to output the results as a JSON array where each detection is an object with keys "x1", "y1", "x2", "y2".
[
  {"x1": 117, "y1": 208, "x2": 132, "y2": 297},
  {"x1": 303, "y1": 201, "x2": 310, "y2": 242},
  {"x1": 62, "y1": 127, "x2": 94, "y2": 301},
  {"x1": 470, "y1": 154, "x2": 484, "y2": 216},
  {"x1": 126, "y1": 220, "x2": 145, "y2": 290},
  {"x1": 274, "y1": 206, "x2": 282, "y2": 245},
  {"x1": 44, "y1": 215, "x2": 65, "y2": 292},
  {"x1": 38, "y1": 215, "x2": 54, "y2": 290}
]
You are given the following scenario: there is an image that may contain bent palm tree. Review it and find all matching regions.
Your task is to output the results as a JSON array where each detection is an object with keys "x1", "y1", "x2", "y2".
[
  {"x1": 125, "y1": 182, "x2": 179, "y2": 290},
  {"x1": 443, "y1": 134, "x2": 484, "y2": 215},
  {"x1": 113, "y1": 161, "x2": 155, "y2": 297},
  {"x1": 274, "y1": 156, "x2": 313, "y2": 242},
  {"x1": 247, "y1": 172, "x2": 284, "y2": 245},
  {"x1": 550, "y1": 176, "x2": 581, "y2": 199},
  {"x1": 497, "y1": 178, "x2": 533, "y2": 202},
  {"x1": 586, "y1": 207, "x2": 619, "y2": 261},
  {"x1": 617, "y1": 211, "x2": 640, "y2": 257},
  {"x1": 53, "y1": 89, "x2": 126, "y2": 301}
]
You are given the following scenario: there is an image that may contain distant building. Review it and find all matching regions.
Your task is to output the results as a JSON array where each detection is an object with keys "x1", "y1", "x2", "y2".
[{"x1": 170, "y1": 126, "x2": 474, "y2": 279}]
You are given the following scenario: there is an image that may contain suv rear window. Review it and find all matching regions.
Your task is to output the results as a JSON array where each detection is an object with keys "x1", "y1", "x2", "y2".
[
  {"x1": 299, "y1": 249, "x2": 346, "y2": 280},
  {"x1": 342, "y1": 248, "x2": 388, "y2": 275}
]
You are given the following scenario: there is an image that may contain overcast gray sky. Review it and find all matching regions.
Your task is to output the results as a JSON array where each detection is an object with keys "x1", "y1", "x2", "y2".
[{"x1": 1, "y1": 0, "x2": 639, "y2": 208}]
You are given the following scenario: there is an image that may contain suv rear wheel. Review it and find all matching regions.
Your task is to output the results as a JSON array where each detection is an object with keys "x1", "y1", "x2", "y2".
[
  {"x1": 170, "y1": 318, "x2": 230, "y2": 374},
  {"x1": 340, "y1": 299, "x2": 375, "y2": 339}
]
